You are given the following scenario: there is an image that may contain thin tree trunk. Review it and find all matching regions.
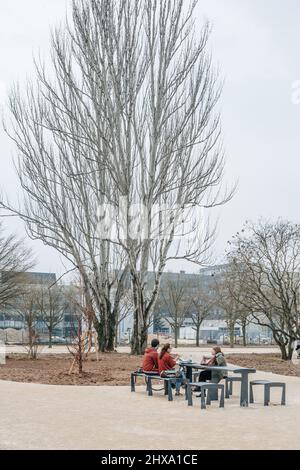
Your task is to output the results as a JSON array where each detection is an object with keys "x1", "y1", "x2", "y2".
[
  {"x1": 288, "y1": 338, "x2": 294, "y2": 360},
  {"x1": 48, "y1": 328, "x2": 53, "y2": 349},
  {"x1": 174, "y1": 326, "x2": 178, "y2": 349},
  {"x1": 229, "y1": 322, "x2": 235, "y2": 349},
  {"x1": 242, "y1": 322, "x2": 247, "y2": 347},
  {"x1": 196, "y1": 326, "x2": 200, "y2": 347}
]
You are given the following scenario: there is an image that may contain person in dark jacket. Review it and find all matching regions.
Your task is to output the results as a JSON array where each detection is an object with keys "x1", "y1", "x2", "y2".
[
  {"x1": 196, "y1": 346, "x2": 227, "y2": 395},
  {"x1": 158, "y1": 343, "x2": 185, "y2": 395},
  {"x1": 142, "y1": 339, "x2": 160, "y2": 374}
]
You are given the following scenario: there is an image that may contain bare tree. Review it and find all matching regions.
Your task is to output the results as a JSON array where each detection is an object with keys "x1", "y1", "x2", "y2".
[
  {"x1": 227, "y1": 219, "x2": 300, "y2": 359},
  {"x1": 65, "y1": 283, "x2": 99, "y2": 374},
  {"x1": 0, "y1": 222, "x2": 34, "y2": 308},
  {"x1": 37, "y1": 283, "x2": 67, "y2": 348},
  {"x1": 114, "y1": 289, "x2": 133, "y2": 348},
  {"x1": 211, "y1": 266, "x2": 246, "y2": 348},
  {"x1": 1, "y1": 0, "x2": 233, "y2": 355},
  {"x1": 67, "y1": 0, "x2": 232, "y2": 354},
  {"x1": 158, "y1": 276, "x2": 192, "y2": 348},
  {"x1": 16, "y1": 287, "x2": 40, "y2": 359},
  {"x1": 190, "y1": 282, "x2": 214, "y2": 347}
]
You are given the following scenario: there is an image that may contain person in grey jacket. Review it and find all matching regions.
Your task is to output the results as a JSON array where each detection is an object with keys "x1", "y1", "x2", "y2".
[{"x1": 195, "y1": 347, "x2": 227, "y2": 394}]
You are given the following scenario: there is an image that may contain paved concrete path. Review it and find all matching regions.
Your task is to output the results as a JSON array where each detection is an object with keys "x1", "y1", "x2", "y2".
[{"x1": 0, "y1": 368, "x2": 299, "y2": 450}]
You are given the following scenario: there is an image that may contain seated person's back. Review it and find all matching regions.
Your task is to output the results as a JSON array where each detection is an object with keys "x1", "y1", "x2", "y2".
[
  {"x1": 158, "y1": 347, "x2": 177, "y2": 375},
  {"x1": 142, "y1": 339, "x2": 160, "y2": 373}
]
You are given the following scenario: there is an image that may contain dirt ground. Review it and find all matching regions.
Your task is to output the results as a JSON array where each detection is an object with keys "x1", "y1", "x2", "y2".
[
  {"x1": 1, "y1": 351, "x2": 300, "y2": 385},
  {"x1": 227, "y1": 353, "x2": 300, "y2": 377},
  {"x1": 0, "y1": 353, "x2": 142, "y2": 386}
]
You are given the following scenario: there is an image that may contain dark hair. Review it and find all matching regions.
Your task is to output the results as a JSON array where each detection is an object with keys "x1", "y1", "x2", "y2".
[
  {"x1": 213, "y1": 346, "x2": 223, "y2": 355},
  {"x1": 151, "y1": 338, "x2": 160, "y2": 348},
  {"x1": 159, "y1": 343, "x2": 171, "y2": 359}
]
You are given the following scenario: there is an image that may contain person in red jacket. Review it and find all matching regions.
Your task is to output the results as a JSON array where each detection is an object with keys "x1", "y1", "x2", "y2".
[
  {"x1": 158, "y1": 343, "x2": 185, "y2": 395},
  {"x1": 142, "y1": 339, "x2": 160, "y2": 374}
]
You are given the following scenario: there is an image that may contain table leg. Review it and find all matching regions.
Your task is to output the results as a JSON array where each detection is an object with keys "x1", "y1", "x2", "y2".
[
  {"x1": 186, "y1": 366, "x2": 193, "y2": 382},
  {"x1": 240, "y1": 372, "x2": 249, "y2": 407}
]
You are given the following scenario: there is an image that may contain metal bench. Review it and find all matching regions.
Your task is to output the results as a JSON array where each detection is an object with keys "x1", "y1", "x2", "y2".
[
  {"x1": 225, "y1": 376, "x2": 242, "y2": 398},
  {"x1": 130, "y1": 372, "x2": 178, "y2": 401},
  {"x1": 186, "y1": 381, "x2": 225, "y2": 409},
  {"x1": 250, "y1": 380, "x2": 286, "y2": 406}
]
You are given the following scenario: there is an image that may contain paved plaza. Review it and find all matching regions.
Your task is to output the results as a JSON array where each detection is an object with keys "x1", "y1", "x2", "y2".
[{"x1": 0, "y1": 362, "x2": 299, "y2": 450}]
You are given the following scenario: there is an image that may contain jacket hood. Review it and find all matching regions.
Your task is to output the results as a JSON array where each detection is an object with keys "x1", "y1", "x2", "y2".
[{"x1": 145, "y1": 347, "x2": 156, "y2": 353}]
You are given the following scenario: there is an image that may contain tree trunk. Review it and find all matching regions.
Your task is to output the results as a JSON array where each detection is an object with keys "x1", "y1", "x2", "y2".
[
  {"x1": 273, "y1": 332, "x2": 290, "y2": 361},
  {"x1": 130, "y1": 277, "x2": 149, "y2": 355},
  {"x1": 114, "y1": 321, "x2": 119, "y2": 349},
  {"x1": 288, "y1": 338, "x2": 294, "y2": 360},
  {"x1": 229, "y1": 322, "x2": 235, "y2": 348},
  {"x1": 131, "y1": 314, "x2": 148, "y2": 355},
  {"x1": 48, "y1": 328, "x2": 52, "y2": 349},
  {"x1": 196, "y1": 326, "x2": 200, "y2": 347},
  {"x1": 93, "y1": 310, "x2": 116, "y2": 353},
  {"x1": 174, "y1": 326, "x2": 178, "y2": 349},
  {"x1": 279, "y1": 343, "x2": 288, "y2": 360},
  {"x1": 105, "y1": 307, "x2": 116, "y2": 352},
  {"x1": 242, "y1": 322, "x2": 247, "y2": 347}
]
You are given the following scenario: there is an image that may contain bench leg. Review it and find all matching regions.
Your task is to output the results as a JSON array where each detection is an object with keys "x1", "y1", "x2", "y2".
[
  {"x1": 229, "y1": 380, "x2": 233, "y2": 396},
  {"x1": 168, "y1": 380, "x2": 173, "y2": 401},
  {"x1": 206, "y1": 388, "x2": 211, "y2": 405},
  {"x1": 131, "y1": 373, "x2": 136, "y2": 392},
  {"x1": 281, "y1": 384, "x2": 286, "y2": 406},
  {"x1": 201, "y1": 388, "x2": 206, "y2": 409},
  {"x1": 147, "y1": 377, "x2": 153, "y2": 396},
  {"x1": 219, "y1": 386, "x2": 225, "y2": 408},
  {"x1": 187, "y1": 383, "x2": 193, "y2": 406},
  {"x1": 249, "y1": 383, "x2": 254, "y2": 404},
  {"x1": 225, "y1": 379, "x2": 230, "y2": 399},
  {"x1": 264, "y1": 385, "x2": 270, "y2": 406},
  {"x1": 164, "y1": 380, "x2": 168, "y2": 396},
  {"x1": 185, "y1": 381, "x2": 189, "y2": 401},
  {"x1": 209, "y1": 385, "x2": 218, "y2": 401}
]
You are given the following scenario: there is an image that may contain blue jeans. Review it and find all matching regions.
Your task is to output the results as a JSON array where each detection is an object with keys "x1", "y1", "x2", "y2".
[{"x1": 162, "y1": 370, "x2": 186, "y2": 392}]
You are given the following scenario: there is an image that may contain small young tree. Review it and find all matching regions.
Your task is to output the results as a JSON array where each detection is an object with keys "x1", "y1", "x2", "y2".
[
  {"x1": 190, "y1": 284, "x2": 213, "y2": 347},
  {"x1": 65, "y1": 283, "x2": 98, "y2": 374},
  {"x1": 211, "y1": 267, "x2": 244, "y2": 348},
  {"x1": 17, "y1": 288, "x2": 40, "y2": 359},
  {"x1": 38, "y1": 283, "x2": 67, "y2": 348}
]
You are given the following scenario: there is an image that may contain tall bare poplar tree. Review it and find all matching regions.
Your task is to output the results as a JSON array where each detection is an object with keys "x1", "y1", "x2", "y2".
[{"x1": 2, "y1": 0, "x2": 231, "y2": 354}]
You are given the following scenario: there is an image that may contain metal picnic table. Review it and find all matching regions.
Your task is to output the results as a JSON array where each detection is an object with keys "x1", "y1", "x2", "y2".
[{"x1": 179, "y1": 361, "x2": 256, "y2": 407}]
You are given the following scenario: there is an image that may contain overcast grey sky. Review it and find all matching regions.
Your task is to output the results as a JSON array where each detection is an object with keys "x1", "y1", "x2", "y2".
[{"x1": 0, "y1": 0, "x2": 300, "y2": 276}]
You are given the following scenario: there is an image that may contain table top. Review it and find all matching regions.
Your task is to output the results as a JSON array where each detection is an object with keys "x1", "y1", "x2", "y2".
[{"x1": 179, "y1": 361, "x2": 256, "y2": 374}]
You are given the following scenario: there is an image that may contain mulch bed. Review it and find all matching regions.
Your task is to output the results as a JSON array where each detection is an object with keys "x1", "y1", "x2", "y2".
[
  {"x1": 226, "y1": 353, "x2": 300, "y2": 378},
  {"x1": 1, "y1": 352, "x2": 300, "y2": 386},
  {"x1": 0, "y1": 353, "x2": 142, "y2": 386}
]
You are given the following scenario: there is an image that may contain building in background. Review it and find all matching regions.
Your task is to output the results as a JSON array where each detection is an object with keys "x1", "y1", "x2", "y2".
[
  {"x1": 0, "y1": 272, "x2": 79, "y2": 342},
  {"x1": 118, "y1": 265, "x2": 272, "y2": 345}
]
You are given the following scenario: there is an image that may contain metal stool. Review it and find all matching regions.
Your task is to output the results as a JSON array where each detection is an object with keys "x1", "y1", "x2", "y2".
[
  {"x1": 225, "y1": 376, "x2": 242, "y2": 398},
  {"x1": 250, "y1": 380, "x2": 286, "y2": 406},
  {"x1": 186, "y1": 381, "x2": 225, "y2": 409}
]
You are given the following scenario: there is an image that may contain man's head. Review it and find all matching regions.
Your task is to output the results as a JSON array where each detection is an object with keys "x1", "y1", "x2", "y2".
[{"x1": 151, "y1": 338, "x2": 160, "y2": 349}]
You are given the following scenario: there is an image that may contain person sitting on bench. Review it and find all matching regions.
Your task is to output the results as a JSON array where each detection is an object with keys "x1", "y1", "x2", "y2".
[
  {"x1": 158, "y1": 343, "x2": 185, "y2": 396},
  {"x1": 142, "y1": 339, "x2": 160, "y2": 375},
  {"x1": 196, "y1": 346, "x2": 227, "y2": 395}
]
